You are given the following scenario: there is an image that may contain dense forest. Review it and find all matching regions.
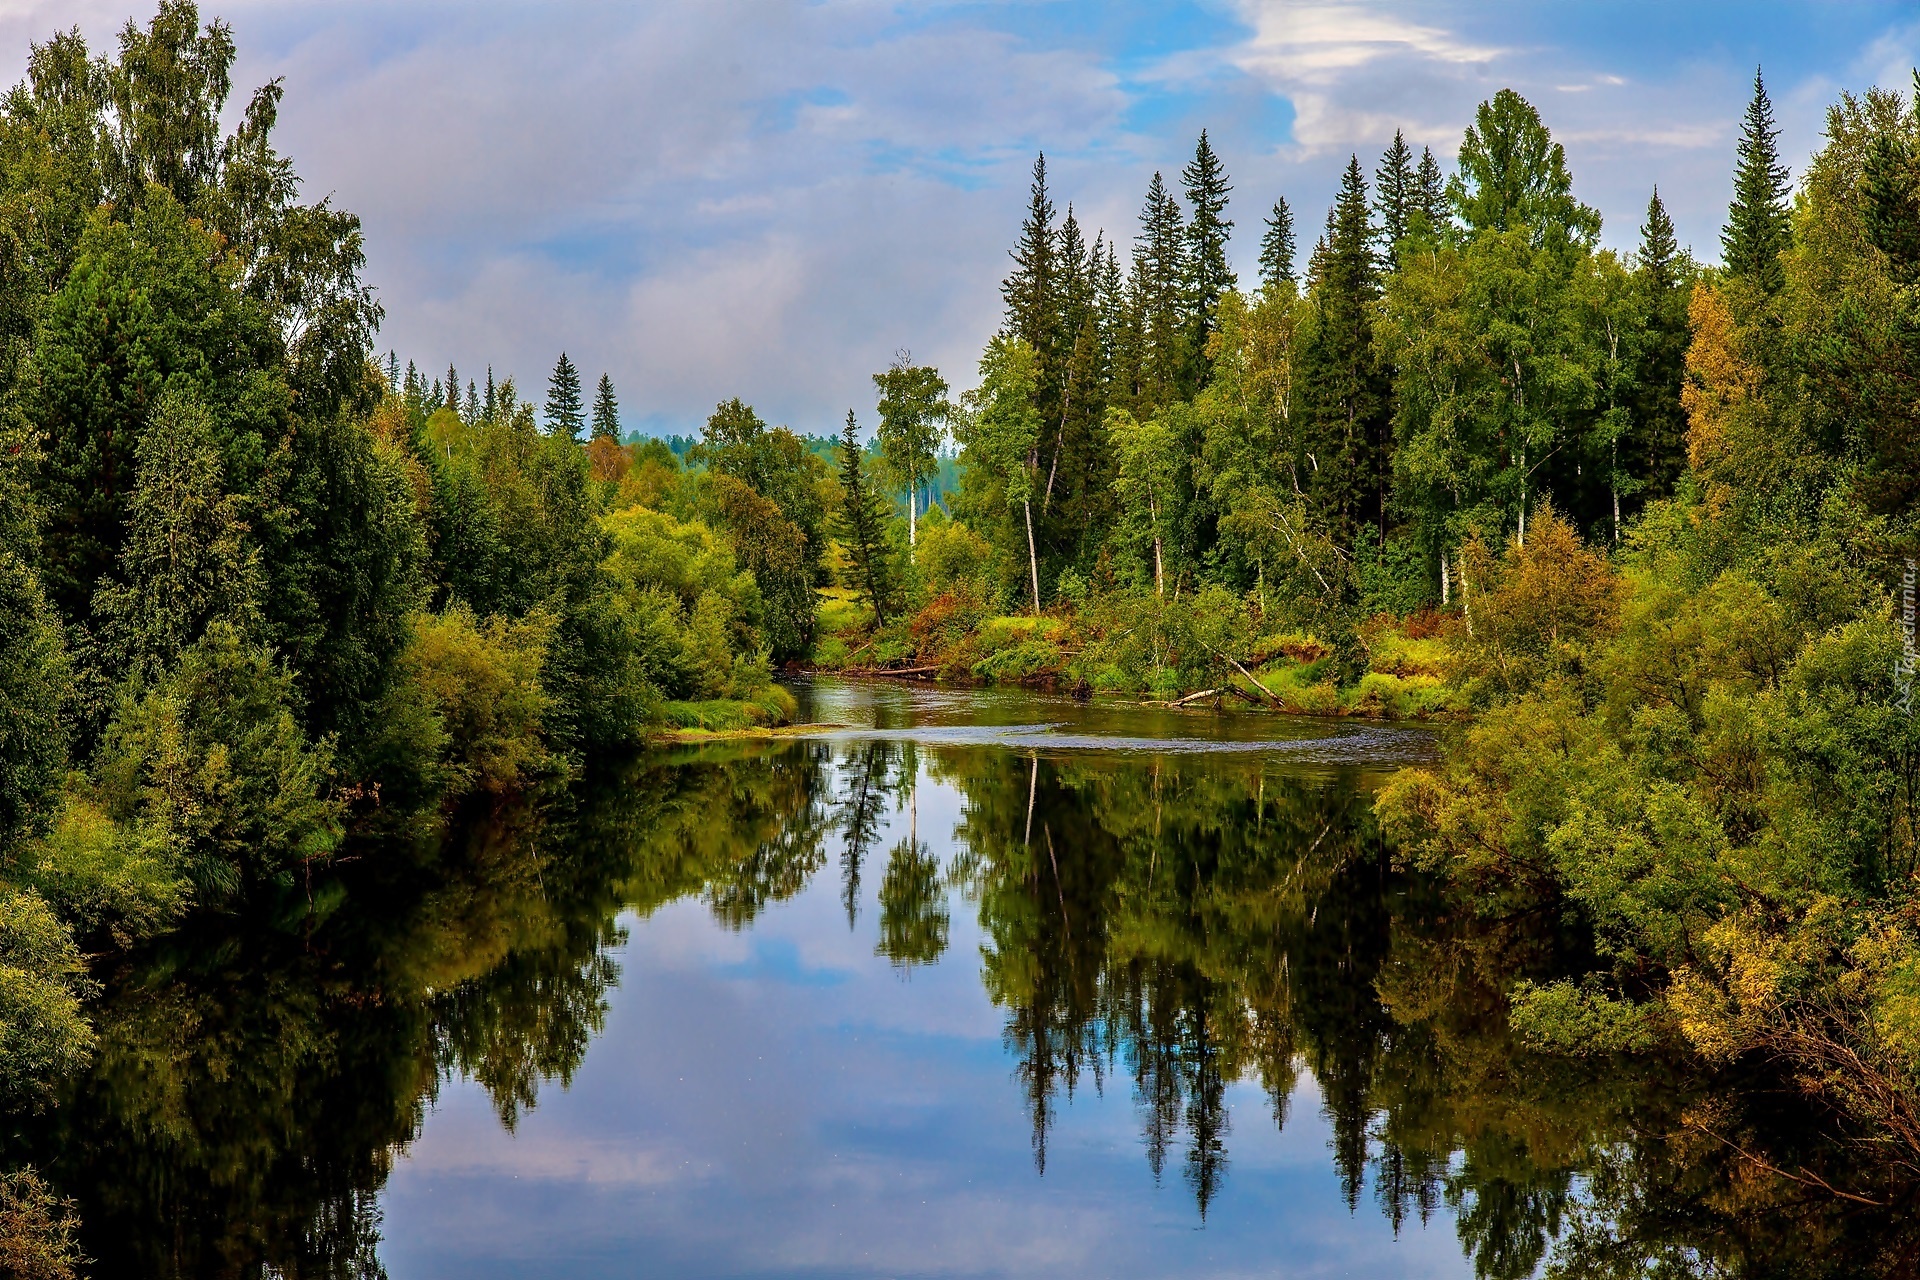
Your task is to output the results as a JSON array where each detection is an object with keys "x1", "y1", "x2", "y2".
[{"x1": 4, "y1": 0, "x2": 1920, "y2": 1264}]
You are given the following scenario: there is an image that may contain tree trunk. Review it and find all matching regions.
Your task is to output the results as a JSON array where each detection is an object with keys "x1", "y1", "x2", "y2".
[
  {"x1": 1441, "y1": 548, "x2": 1450, "y2": 606},
  {"x1": 1150, "y1": 494, "x2": 1164, "y2": 597},
  {"x1": 908, "y1": 480, "x2": 917, "y2": 551},
  {"x1": 1024, "y1": 499, "x2": 1042, "y2": 616}
]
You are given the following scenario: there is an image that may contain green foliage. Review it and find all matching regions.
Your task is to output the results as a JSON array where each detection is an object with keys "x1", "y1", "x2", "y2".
[
  {"x1": 544, "y1": 351, "x2": 584, "y2": 439},
  {"x1": 590, "y1": 372, "x2": 619, "y2": 442},
  {"x1": 0, "y1": 550, "x2": 67, "y2": 859},
  {"x1": 1724, "y1": 68, "x2": 1794, "y2": 291},
  {"x1": 97, "y1": 623, "x2": 340, "y2": 900},
  {"x1": 388, "y1": 606, "x2": 556, "y2": 796},
  {"x1": 93, "y1": 390, "x2": 263, "y2": 680},
  {"x1": 20, "y1": 790, "x2": 187, "y2": 947},
  {"x1": 0, "y1": 886, "x2": 93, "y2": 1110},
  {"x1": 835, "y1": 411, "x2": 900, "y2": 626}
]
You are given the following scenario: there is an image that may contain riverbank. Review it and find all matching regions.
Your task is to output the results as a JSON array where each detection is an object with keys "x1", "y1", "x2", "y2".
[{"x1": 804, "y1": 586, "x2": 1463, "y2": 720}]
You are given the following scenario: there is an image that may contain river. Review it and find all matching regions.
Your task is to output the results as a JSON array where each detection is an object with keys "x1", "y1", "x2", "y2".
[{"x1": 12, "y1": 678, "x2": 1911, "y2": 1278}]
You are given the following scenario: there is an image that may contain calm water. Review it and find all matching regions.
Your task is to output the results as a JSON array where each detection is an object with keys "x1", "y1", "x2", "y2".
[{"x1": 14, "y1": 679, "x2": 1915, "y2": 1278}]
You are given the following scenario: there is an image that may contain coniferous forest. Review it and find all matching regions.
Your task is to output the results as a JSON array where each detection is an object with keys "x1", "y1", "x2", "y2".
[{"x1": 6, "y1": 1, "x2": 1920, "y2": 1269}]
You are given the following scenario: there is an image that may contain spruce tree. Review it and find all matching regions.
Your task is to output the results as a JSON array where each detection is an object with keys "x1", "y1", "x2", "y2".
[
  {"x1": 1002, "y1": 152, "x2": 1060, "y2": 372},
  {"x1": 1298, "y1": 156, "x2": 1390, "y2": 541},
  {"x1": 545, "y1": 352, "x2": 586, "y2": 438},
  {"x1": 1133, "y1": 171, "x2": 1189, "y2": 408},
  {"x1": 463, "y1": 380, "x2": 479, "y2": 423},
  {"x1": 444, "y1": 363, "x2": 460, "y2": 412},
  {"x1": 1632, "y1": 187, "x2": 1691, "y2": 501},
  {"x1": 591, "y1": 373, "x2": 620, "y2": 441},
  {"x1": 483, "y1": 367, "x2": 497, "y2": 422},
  {"x1": 1182, "y1": 129, "x2": 1236, "y2": 375},
  {"x1": 837, "y1": 410, "x2": 895, "y2": 626},
  {"x1": 1413, "y1": 146, "x2": 1447, "y2": 235},
  {"x1": 1722, "y1": 67, "x2": 1792, "y2": 291},
  {"x1": 1259, "y1": 198, "x2": 1296, "y2": 291},
  {"x1": 1374, "y1": 129, "x2": 1415, "y2": 266}
]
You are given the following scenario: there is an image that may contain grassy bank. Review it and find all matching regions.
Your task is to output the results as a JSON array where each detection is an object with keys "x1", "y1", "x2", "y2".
[{"x1": 805, "y1": 584, "x2": 1461, "y2": 719}]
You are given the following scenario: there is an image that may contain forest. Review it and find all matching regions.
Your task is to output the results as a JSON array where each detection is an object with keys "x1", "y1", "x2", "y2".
[{"x1": 2, "y1": 0, "x2": 1920, "y2": 1264}]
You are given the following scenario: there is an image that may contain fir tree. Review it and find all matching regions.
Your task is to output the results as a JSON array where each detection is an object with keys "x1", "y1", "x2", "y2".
[
  {"x1": 591, "y1": 374, "x2": 620, "y2": 442},
  {"x1": 545, "y1": 352, "x2": 586, "y2": 438},
  {"x1": 483, "y1": 367, "x2": 497, "y2": 422},
  {"x1": 1413, "y1": 146, "x2": 1447, "y2": 235},
  {"x1": 1182, "y1": 129, "x2": 1236, "y2": 376},
  {"x1": 1133, "y1": 171, "x2": 1189, "y2": 408},
  {"x1": 1631, "y1": 187, "x2": 1692, "y2": 502},
  {"x1": 1002, "y1": 153, "x2": 1061, "y2": 374},
  {"x1": 1722, "y1": 68, "x2": 1792, "y2": 291},
  {"x1": 463, "y1": 380, "x2": 479, "y2": 424},
  {"x1": 1298, "y1": 156, "x2": 1390, "y2": 542},
  {"x1": 1258, "y1": 198, "x2": 1296, "y2": 291},
  {"x1": 1374, "y1": 130, "x2": 1415, "y2": 266},
  {"x1": 837, "y1": 410, "x2": 896, "y2": 626},
  {"x1": 385, "y1": 351, "x2": 400, "y2": 394},
  {"x1": 1640, "y1": 185, "x2": 1680, "y2": 292},
  {"x1": 444, "y1": 363, "x2": 460, "y2": 413}
]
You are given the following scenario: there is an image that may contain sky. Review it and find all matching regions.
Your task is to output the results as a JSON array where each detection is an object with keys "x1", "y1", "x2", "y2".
[{"x1": 5, "y1": 0, "x2": 1918, "y2": 437}]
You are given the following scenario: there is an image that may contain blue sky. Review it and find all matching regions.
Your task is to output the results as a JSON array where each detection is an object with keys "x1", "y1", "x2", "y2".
[{"x1": 8, "y1": 1, "x2": 1918, "y2": 435}]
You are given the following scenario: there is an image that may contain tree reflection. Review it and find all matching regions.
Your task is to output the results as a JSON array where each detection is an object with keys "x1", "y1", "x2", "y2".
[{"x1": 15, "y1": 737, "x2": 1920, "y2": 1278}]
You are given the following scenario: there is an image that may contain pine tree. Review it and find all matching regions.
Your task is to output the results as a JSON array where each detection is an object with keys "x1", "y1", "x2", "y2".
[
  {"x1": 591, "y1": 374, "x2": 620, "y2": 442},
  {"x1": 1414, "y1": 146, "x2": 1447, "y2": 234},
  {"x1": 463, "y1": 380, "x2": 479, "y2": 424},
  {"x1": 1722, "y1": 67, "x2": 1792, "y2": 291},
  {"x1": 483, "y1": 367, "x2": 497, "y2": 422},
  {"x1": 837, "y1": 410, "x2": 896, "y2": 626},
  {"x1": 545, "y1": 352, "x2": 586, "y2": 438},
  {"x1": 385, "y1": 351, "x2": 400, "y2": 394},
  {"x1": 1259, "y1": 198, "x2": 1296, "y2": 291},
  {"x1": 1182, "y1": 130, "x2": 1236, "y2": 376},
  {"x1": 444, "y1": 363, "x2": 460, "y2": 413},
  {"x1": 1375, "y1": 129, "x2": 1415, "y2": 266}
]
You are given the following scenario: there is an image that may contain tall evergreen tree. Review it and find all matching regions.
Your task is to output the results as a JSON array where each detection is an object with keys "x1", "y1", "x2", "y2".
[
  {"x1": 837, "y1": 410, "x2": 896, "y2": 626},
  {"x1": 1374, "y1": 130, "x2": 1415, "y2": 266},
  {"x1": 483, "y1": 366, "x2": 497, "y2": 422},
  {"x1": 444, "y1": 363, "x2": 460, "y2": 413},
  {"x1": 1630, "y1": 187, "x2": 1692, "y2": 502},
  {"x1": 1132, "y1": 171, "x2": 1189, "y2": 409},
  {"x1": 1298, "y1": 156, "x2": 1390, "y2": 541},
  {"x1": 463, "y1": 380, "x2": 479, "y2": 423},
  {"x1": 591, "y1": 373, "x2": 620, "y2": 442},
  {"x1": 1413, "y1": 146, "x2": 1447, "y2": 235},
  {"x1": 1259, "y1": 198, "x2": 1296, "y2": 291},
  {"x1": 1002, "y1": 153, "x2": 1061, "y2": 378},
  {"x1": 1182, "y1": 129, "x2": 1236, "y2": 377},
  {"x1": 545, "y1": 352, "x2": 586, "y2": 438},
  {"x1": 1722, "y1": 67, "x2": 1793, "y2": 291}
]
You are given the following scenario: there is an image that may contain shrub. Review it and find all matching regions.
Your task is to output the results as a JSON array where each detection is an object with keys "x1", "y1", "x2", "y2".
[
  {"x1": 0, "y1": 888, "x2": 93, "y2": 1111},
  {"x1": 0, "y1": 1167, "x2": 86, "y2": 1280},
  {"x1": 22, "y1": 790, "x2": 188, "y2": 947},
  {"x1": 97, "y1": 625, "x2": 341, "y2": 900},
  {"x1": 0, "y1": 551, "x2": 67, "y2": 860},
  {"x1": 399, "y1": 606, "x2": 557, "y2": 795}
]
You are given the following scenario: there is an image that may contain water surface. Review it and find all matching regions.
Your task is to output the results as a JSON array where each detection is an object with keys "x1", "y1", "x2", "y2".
[{"x1": 18, "y1": 678, "x2": 1910, "y2": 1279}]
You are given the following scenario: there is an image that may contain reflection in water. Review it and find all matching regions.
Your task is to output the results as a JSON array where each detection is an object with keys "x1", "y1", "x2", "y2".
[{"x1": 10, "y1": 704, "x2": 1920, "y2": 1278}]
